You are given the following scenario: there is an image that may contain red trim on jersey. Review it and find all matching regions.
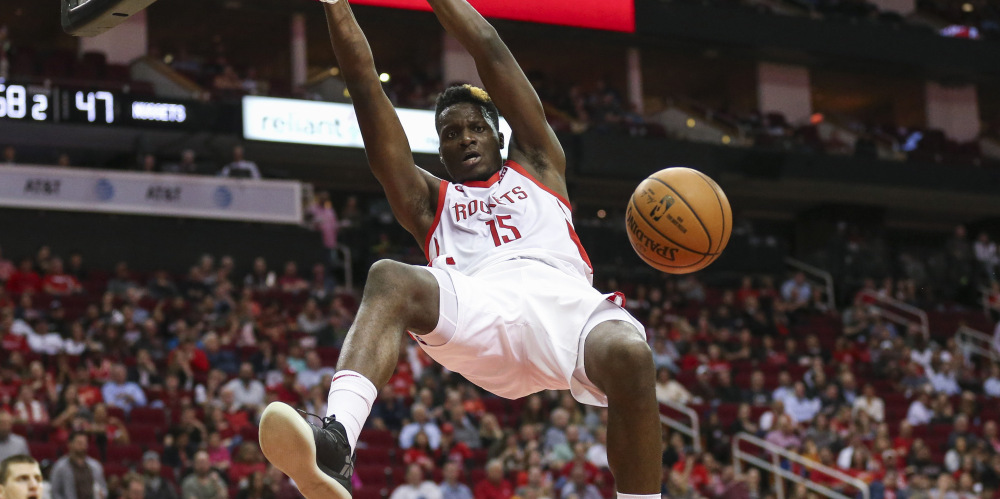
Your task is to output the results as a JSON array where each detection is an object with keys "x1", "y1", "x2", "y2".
[
  {"x1": 566, "y1": 221, "x2": 593, "y2": 273},
  {"x1": 423, "y1": 180, "x2": 449, "y2": 261},
  {"x1": 460, "y1": 167, "x2": 505, "y2": 188},
  {"x1": 505, "y1": 161, "x2": 572, "y2": 210}
]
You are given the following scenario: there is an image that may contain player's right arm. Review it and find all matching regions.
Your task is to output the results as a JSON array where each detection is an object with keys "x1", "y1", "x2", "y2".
[{"x1": 322, "y1": 0, "x2": 439, "y2": 238}]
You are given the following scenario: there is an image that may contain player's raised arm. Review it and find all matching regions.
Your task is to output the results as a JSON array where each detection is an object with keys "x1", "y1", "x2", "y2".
[
  {"x1": 426, "y1": 0, "x2": 566, "y2": 178},
  {"x1": 323, "y1": 0, "x2": 440, "y2": 238}
]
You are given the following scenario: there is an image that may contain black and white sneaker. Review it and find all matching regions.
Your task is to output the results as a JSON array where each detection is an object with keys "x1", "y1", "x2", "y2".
[{"x1": 259, "y1": 402, "x2": 355, "y2": 499}]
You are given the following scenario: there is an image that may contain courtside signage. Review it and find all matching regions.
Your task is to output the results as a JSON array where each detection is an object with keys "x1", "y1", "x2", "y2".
[
  {"x1": 242, "y1": 96, "x2": 512, "y2": 154},
  {"x1": 0, "y1": 164, "x2": 303, "y2": 224},
  {"x1": 350, "y1": 0, "x2": 635, "y2": 32}
]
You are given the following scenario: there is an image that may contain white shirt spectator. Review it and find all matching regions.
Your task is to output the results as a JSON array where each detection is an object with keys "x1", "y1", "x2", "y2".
[
  {"x1": 906, "y1": 399, "x2": 933, "y2": 426},
  {"x1": 586, "y1": 442, "x2": 608, "y2": 469},
  {"x1": 853, "y1": 396, "x2": 885, "y2": 422},
  {"x1": 781, "y1": 276, "x2": 811, "y2": 304},
  {"x1": 297, "y1": 366, "x2": 336, "y2": 391},
  {"x1": 772, "y1": 385, "x2": 793, "y2": 403},
  {"x1": 837, "y1": 445, "x2": 860, "y2": 469},
  {"x1": 655, "y1": 379, "x2": 692, "y2": 405},
  {"x1": 910, "y1": 348, "x2": 933, "y2": 370},
  {"x1": 759, "y1": 411, "x2": 777, "y2": 432},
  {"x1": 399, "y1": 422, "x2": 442, "y2": 450},
  {"x1": 219, "y1": 160, "x2": 261, "y2": 179},
  {"x1": 222, "y1": 377, "x2": 266, "y2": 409},
  {"x1": 783, "y1": 394, "x2": 821, "y2": 424},
  {"x1": 985, "y1": 376, "x2": 1000, "y2": 397},
  {"x1": 928, "y1": 368, "x2": 961, "y2": 396},
  {"x1": 389, "y1": 481, "x2": 442, "y2": 499}
]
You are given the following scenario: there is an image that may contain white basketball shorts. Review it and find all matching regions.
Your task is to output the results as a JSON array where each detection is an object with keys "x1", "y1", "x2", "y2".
[{"x1": 415, "y1": 256, "x2": 645, "y2": 407}]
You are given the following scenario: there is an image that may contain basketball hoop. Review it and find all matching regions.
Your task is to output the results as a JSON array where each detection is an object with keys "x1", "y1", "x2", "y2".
[{"x1": 61, "y1": 0, "x2": 160, "y2": 37}]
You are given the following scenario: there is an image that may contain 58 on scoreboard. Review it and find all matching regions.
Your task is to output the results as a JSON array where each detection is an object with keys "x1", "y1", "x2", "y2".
[{"x1": 0, "y1": 83, "x2": 53, "y2": 122}]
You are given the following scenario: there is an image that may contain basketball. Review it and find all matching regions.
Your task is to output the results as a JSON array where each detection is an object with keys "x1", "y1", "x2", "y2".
[{"x1": 626, "y1": 167, "x2": 732, "y2": 274}]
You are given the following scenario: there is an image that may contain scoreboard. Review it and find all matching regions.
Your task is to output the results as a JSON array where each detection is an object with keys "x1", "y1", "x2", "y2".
[{"x1": 0, "y1": 82, "x2": 204, "y2": 130}]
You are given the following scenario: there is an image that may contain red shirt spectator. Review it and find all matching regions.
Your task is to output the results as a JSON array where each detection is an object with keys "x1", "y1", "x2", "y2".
[
  {"x1": 41, "y1": 258, "x2": 81, "y2": 296},
  {"x1": 475, "y1": 462, "x2": 514, "y2": 499},
  {"x1": 1, "y1": 332, "x2": 29, "y2": 354},
  {"x1": 6, "y1": 259, "x2": 41, "y2": 294},
  {"x1": 559, "y1": 459, "x2": 600, "y2": 483},
  {"x1": 672, "y1": 458, "x2": 710, "y2": 490}
]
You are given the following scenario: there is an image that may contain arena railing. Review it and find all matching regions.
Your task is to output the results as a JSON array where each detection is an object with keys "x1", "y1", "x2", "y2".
[
  {"x1": 732, "y1": 432, "x2": 870, "y2": 499},
  {"x1": 785, "y1": 257, "x2": 836, "y2": 312},
  {"x1": 858, "y1": 290, "x2": 929, "y2": 340},
  {"x1": 659, "y1": 400, "x2": 702, "y2": 454},
  {"x1": 956, "y1": 325, "x2": 999, "y2": 363}
]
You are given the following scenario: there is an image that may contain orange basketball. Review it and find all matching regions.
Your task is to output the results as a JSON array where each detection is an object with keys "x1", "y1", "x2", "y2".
[{"x1": 626, "y1": 167, "x2": 732, "y2": 274}]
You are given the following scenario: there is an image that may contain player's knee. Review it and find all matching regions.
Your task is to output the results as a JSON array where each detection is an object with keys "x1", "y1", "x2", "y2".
[
  {"x1": 364, "y1": 259, "x2": 409, "y2": 297},
  {"x1": 588, "y1": 326, "x2": 655, "y2": 392}
]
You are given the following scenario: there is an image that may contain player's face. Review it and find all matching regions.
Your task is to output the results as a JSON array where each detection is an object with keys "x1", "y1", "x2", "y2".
[
  {"x1": 437, "y1": 102, "x2": 503, "y2": 183},
  {"x1": 0, "y1": 463, "x2": 43, "y2": 499}
]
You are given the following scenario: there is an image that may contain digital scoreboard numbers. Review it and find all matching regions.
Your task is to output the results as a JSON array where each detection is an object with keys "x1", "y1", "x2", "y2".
[
  {"x1": 65, "y1": 89, "x2": 117, "y2": 124},
  {"x1": 0, "y1": 83, "x2": 53, "y2": 122}
]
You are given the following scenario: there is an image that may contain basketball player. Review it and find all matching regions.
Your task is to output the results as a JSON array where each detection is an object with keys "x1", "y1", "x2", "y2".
[
  {"x1": 0, "y1": 455, "x2": 43, "y2": 499},
  {"x1": 258, "y1": 1, "x2": 661, "y2": 499}
]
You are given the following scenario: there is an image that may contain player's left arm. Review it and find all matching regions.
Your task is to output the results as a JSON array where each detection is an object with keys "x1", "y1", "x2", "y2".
[{"x1": 426, "y1": 0, "x2": 567, "y2": 181}]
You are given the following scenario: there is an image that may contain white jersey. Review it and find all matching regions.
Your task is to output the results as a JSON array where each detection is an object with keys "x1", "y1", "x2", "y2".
[{"x1": 424, "y1": 161, "x2": 593, "y2": 283}]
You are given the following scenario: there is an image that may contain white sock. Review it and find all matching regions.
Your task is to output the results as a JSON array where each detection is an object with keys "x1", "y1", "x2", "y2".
[
  {"x1": 326, "y1": 370, "x2": 378, "y2": 453},
  {"x1": 617, "y1": 493, "x2": 660, "y2": 499}
]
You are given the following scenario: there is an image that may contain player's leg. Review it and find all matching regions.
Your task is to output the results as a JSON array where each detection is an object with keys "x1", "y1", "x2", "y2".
[
  {"x1": 260, "y1": 259, "x2": 440, "y2": 499},
  {"x1": 583, "y1": 321, "x2": 662, "y2": 496}
]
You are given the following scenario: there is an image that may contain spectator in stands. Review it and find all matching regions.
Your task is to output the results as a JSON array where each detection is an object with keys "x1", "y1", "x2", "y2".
[
  {"x1": 438, "y1": 461, "x2": 472, "y2": 499},
  {"x1": 243, "y1": 257, "x2": 275, "y2": 290},
  {"x1": 0, "y1": 246, "x2": 13, "y2": 285},
  {"x1": 163, "y1": 149, "x2": 199, "y2": 175},
  {"x1": 765, "y1": 414, "x2": 800, "y2": 451},
  {"x1": 853, "y1": 383, "x2": 885, "y2": 422},
  {"x1": 474, "y1": 460, "x2": 512, "y2": 499},
  {"x1": 653, "y1": 367, "x2": 691, "y2": 406},
  {"x1": 223, "y1": 362, "x2": 266, "y2": 413},
  {"x1": 715, "y1": 370, "x2": 742, "y2": 404},
  {"x1": 400, "y1": 403, "x2": 442, "y2": 451},
  {"x1": 741, "y1": 370, "x2": 770, "y2": 407},
  {"x1": 101, "y1": 364, "x2": 147, "y2": 414},
  {"x1": 781, "y1": 272, "x2": 811, "y2": 309},
  {"x1": 11, "y1": 385, "x2": 47, "y2": 425},
  {"x1": 308, "y1": 191, "x2": 343, "y2": 263},
  {"x1": 6, "y1": 259, "x2": 40, "y2": 295},
  {"x1": 218, "y1": 145, "x2": 260, "y2": 179},
  {"x1": 391, "y1": 464, "x2": 442, "y2": 499},
  {"x1": 277, "y1": 261, "x2": 308, "y2": 294},
  {"x1": 140, "y1": 451, "x2": 178, "y2": 499},
  {"x1": 296, "y1": 351, "x2": 336, "y2": 391},
  {"x1": 907, "y1": 389, "x2": 934, "y2": 426},
  {"x1": 181, "y1": 451, "x2": 227, "y2": 499},
  {"x1": 137, "y1": 153, "x2": 157, "y2": 173},
  {"x1": 928, "y1": 360, "x2": 961, "y2": 396},
  {"x1": 560, "y1": 463, "x2": 601, "y2": 499},
  {"x1": 297, "y1": 298, "x2": 328, "y2": 335},
  {"x1": 106, "y1": 262, "x2": 138, "y2": 298},
  {"x1": 782, "y1": 382, "x2": 820, "y2": 424},
  {"x1": 2, "y1": 146, "x2": 14, "y2": 166},
  {"x1": 985, "y1": 363, "x2": 1000, "y2": 397},
  {"x1": 202, "y1": 333, "x2": 238, "y2": 376},
  {"x1": 229, "y1": 442, "x2": 266, "y2": 488},
  {"x1": 543, "y1": 408, "x2": 571, "y2": 453},
  {"x1": 50, "y1": 431, "x2": 108, "y2": 499},
  {"x1": 0, "y1": 413, "x2": 29, "y2": 463},
  {"x1": 120, "y1": 473, "x2": 145, "y2": 499},
  {"x1": 975, "y1": 232, "x2": 998, "y2": 279}
]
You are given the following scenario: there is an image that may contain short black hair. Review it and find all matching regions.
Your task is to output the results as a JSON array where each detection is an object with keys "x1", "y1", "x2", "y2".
[
  {"x1": 434, "y1": 84, "x2": 500, "y2": 133},
  {"x1": 0, "y1": 455, "x2": 38, "y2": 484}
]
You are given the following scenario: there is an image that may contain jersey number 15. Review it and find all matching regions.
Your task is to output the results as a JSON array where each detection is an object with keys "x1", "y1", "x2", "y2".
[{"x1": 486, "y1": 215, "x2": 522, "y2": 247}]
